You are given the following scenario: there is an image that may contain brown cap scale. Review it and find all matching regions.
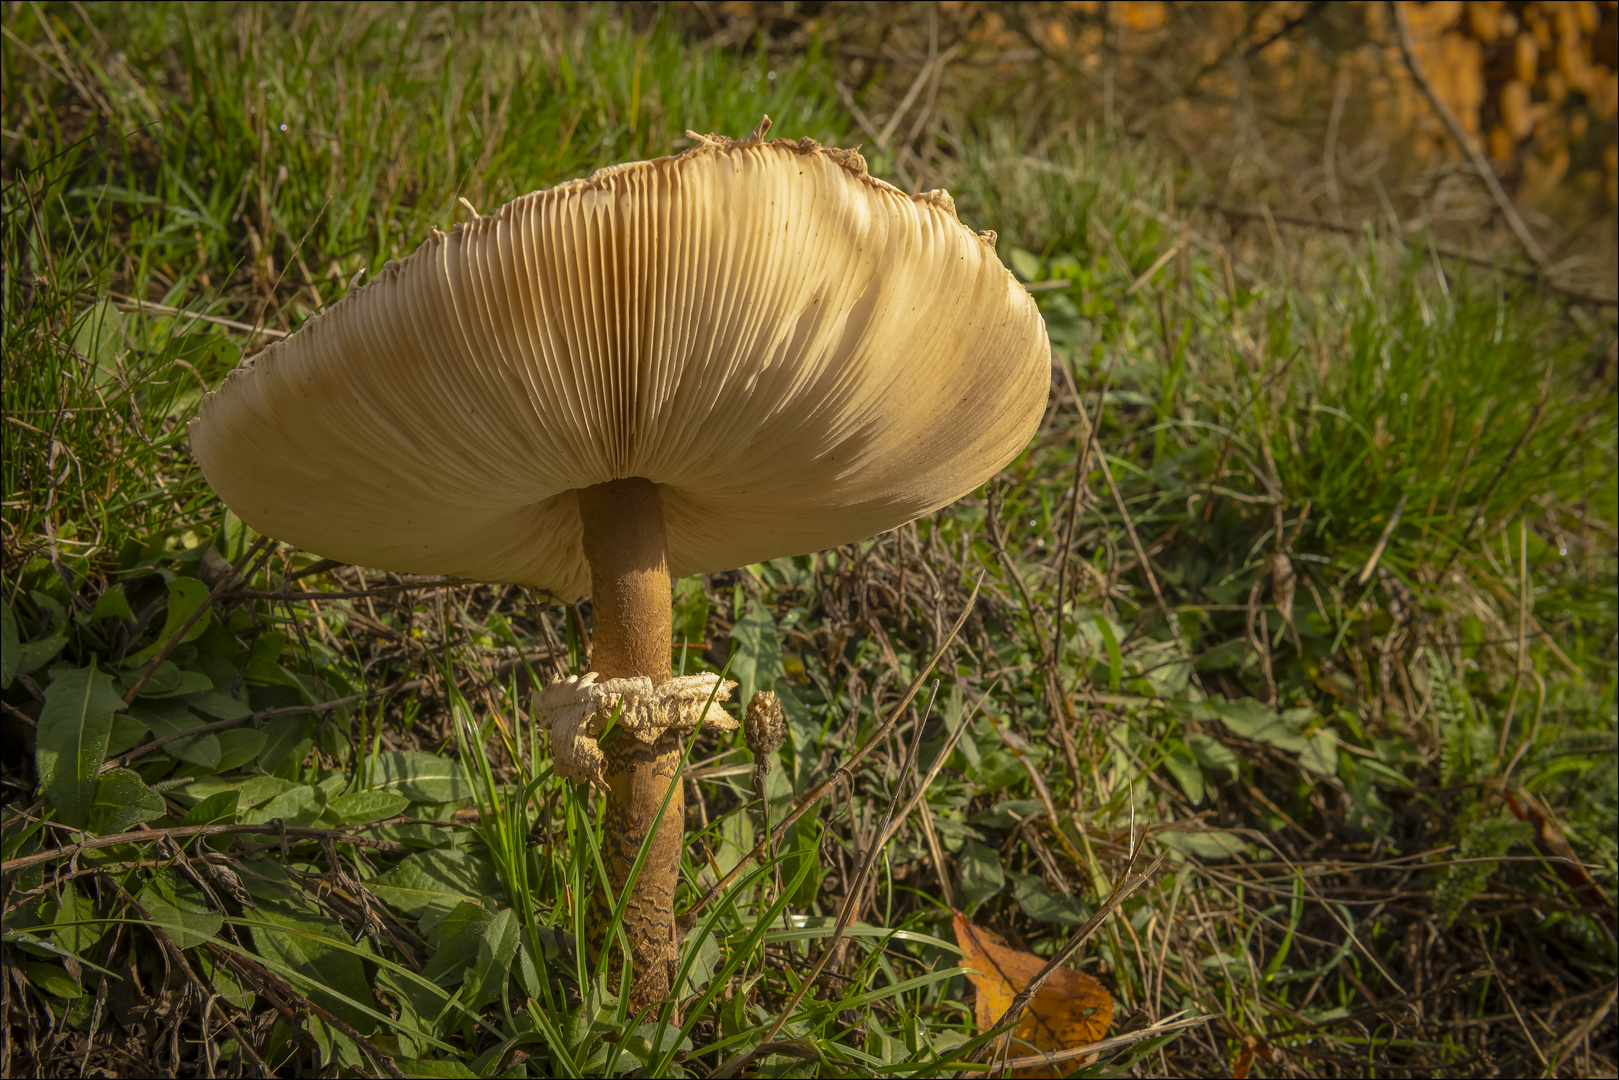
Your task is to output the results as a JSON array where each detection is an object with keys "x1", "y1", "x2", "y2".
[{"x1": 190, "y1": 119, "x2": 1051, "y2": 1010}]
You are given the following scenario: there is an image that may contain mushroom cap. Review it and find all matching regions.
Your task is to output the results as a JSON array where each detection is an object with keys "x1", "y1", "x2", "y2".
[{"x1": 190, "y1": 126, "x2": 1050, "y2": 600}]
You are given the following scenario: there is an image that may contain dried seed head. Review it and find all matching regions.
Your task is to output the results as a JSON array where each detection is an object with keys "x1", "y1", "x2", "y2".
[
  {"x1": 202, "y1": 858, "x2": 255, "y2": 908},
  {"x1": 1269, "y1": 551, "x2": 1296, "y2": 626},
  {"x1": 744, "y1": 690, "x2": 788, "y2": 759}
]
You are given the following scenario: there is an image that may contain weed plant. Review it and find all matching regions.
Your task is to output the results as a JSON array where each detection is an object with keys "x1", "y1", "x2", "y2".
[{"x1": 3, "y1": 4, "x2": 1616, "y2": 1078}]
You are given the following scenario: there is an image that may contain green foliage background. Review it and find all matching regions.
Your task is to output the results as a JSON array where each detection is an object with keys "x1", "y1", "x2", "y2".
[{"x1": 2, "y1": 3, "x2": 1615, "y2": 1077}]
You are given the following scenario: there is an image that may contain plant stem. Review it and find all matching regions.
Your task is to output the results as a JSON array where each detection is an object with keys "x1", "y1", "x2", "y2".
[{"x1": 577, "y1": 477, "x2": 678, "y2": 1012}]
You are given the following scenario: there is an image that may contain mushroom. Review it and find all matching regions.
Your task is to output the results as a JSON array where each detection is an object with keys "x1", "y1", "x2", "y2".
[{"x1": 190, "y1": 118, "x2": 1050, "y2": 1010}]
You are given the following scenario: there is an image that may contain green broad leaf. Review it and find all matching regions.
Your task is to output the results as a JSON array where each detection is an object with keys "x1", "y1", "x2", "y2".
[
  {"x1": 214, "y1": 729, "x2": 267, "y2": 771},
  {"x1": 1339, "y1": 757, "x2": 1394, "y2": 834},
  {"x1": 73, "y1": 298, "x2": 125, "y2": 372},
  {"x1": 139, "y1": 873, "x2": 221, "y2": 949},
  {"x1": 88, "y1": 585, "x2": 135, "y2": 624},
  {"x1": 673, "y1": 575, "x2": 710, "y2": 653},
  {"x1": 197, "y1": 951, "x2": 254, "y2": 1011},
  {"x1": 1094, "y1": 615, "x2": 1123, "y2": 691},
  {"x1": 1186, "y1": 733, "x2": 1239, "y2": 779},
  {"x1": 1352, "y1": 755, "x2": 1415, "y2": 788},
  {"x1": 26, "y1": 961, "x2": 83, "y2": 999},
  {"x1": 958, "y1": 841, "x2": 1005, "y2": 913},
  {"x1": 170, "y1": 774, "x2": 298, "y2": 812},
  {"x1": 1162, "y1": 740, "x2": 1205, "y2": 804},
  {"x1": 121, "y1": 661, "x2": 180, "y2": 697},
  {"x1": 613, "y1": 1022, "x2": 693, "y2": 1073},
  {"x1": 778, "y1": 686, "x2": 819, "y2": 791},
  {"x1": 514, "y1": 939, "x2": 543, "y2": 999},
  {"x1": 421, "y1": 902, "x2": 494, "y2": 982},
  {"x1": 1008, "y1": 247, "x2": 1042, "y2": 282},
  {"x1": 392, "y1": 1060, "x2": 477, "y2": 1079},
  {"x1": 1145, "y1": 655, "x2": 1192, "y2": 698},
  {"x1": 249, "y1": 899, "x2": 375, "y2": 1031},
  {"x1": 971, "y1": 799, "x2": 1042, "y2": 829},
  {"x1": 1210, "y1": 699, "x2": 1310, "y2": 754},
  {"x1": 716, "y1": 789, "x2": 754, "y2": 876},
  {"x1": 417, "y1": 902, "x2": 519, "y2": 1011},
  {"x1": 4, "y1": 931, "x2": 118, "y2": 980},
  {"x1": 367, "y1": 849, "x2": 503, "y2": 934},
  {"x1": 472, "y1": 1033, "x2": 552, "y2": 1080},
  {"x1": 51, "y1": 880, "x2": 105, "y2": 957},
  {"x1": 243, "y1": 784, "x2": 329, "y2": 827},
  {"x1": 462, "y1": 907, "x2": 519, "y2": 1010},
  {"x1": 3, "y1": 816, "x2": 44, "y2": 869},
  {"x1": 330, "y1": 790, "x2": 408, "y2": 825},
  {"x1": 729, "y1": 598, "x2": 785, "y2": 708},
  {"x1": 1299, "y1": 729, "x2": 1340, "y2": 777},
  {"x1": 105, "y1": 712, "x2": 148, "y2": 757},
  {"x1": 129, "y1": 702, "x2": 220, "y2": 769},
  {"x1": 367, "y1": 751, "x2": 472, "y2": 804},
  {"x1": 183, "y1": 689, "x2": 252, "y2": 720},
  {"x1": 37, "y1": 662, "x2": 125, "y2": 828},
  {"x1": 683, "y1": 927, "x2": 724, "y2": 995},
  {"x1": 973, "y1": 748, "x2": 1027, "y2": 794},
  {"x1": 866, "y1": 1023, "x2": 903, "y2": 1065},
  {"x1": 375, "y1": 971, "x2": 444, "y2": 1058},
  {"x1": 1194, "y1": 638, "x2": 1250, "y2": 671},
  {"x1": 259, "y1": 714, "x2": 313, "y2": 773},
  {"x1": 123, "y1": 577, "x2": 213, "y2": 667},
  {"x1": 244, "y1": 630, "x2": 297, "y2": 685},
  {"x1": 86, "y1": 769, "x2": 166, "y2": 835},
  {"x1": 126, "y1": 662, "x2": 214, "y2": 699},
  {"x1": 183, "y1": 790, "x2": 241, "y2": 828},
  {"x1": 30, "y1": 591, "x2": 66, "y2": 630},
  {"x1": 1009, "y1": 871, "x2": 1089, "y2": 926},
  {"x1": 221, "y1": 509, "x2": 256, "y2": 563},
  {"x1": 1, "y1": 599, "x2": 18, "y2": 687},
  {"x1": 316, "y1": 772, "x2": 351, "y2": 799},
  {"x1": 17, "y1": 634, "x2": 68, "y2": 677},
  {"x1": 308, "y1": 1014, "x2": 368, "y2": 1070},
  {"x1": 1158, "y1": 829, "x2": 1248, "y2": 860}
]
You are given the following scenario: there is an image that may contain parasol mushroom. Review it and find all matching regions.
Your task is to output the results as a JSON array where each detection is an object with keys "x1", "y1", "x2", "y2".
[{"x1": 190, "y1": 118, "x2": 1050, "y2": 1010}]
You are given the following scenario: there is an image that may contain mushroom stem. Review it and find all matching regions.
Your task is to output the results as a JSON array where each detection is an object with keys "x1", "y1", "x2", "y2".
[
  {"x1": 577, "y1": 477, "x2": 680, "y2": 1011},
  {"x1": 579, "y1": 478, "x2": 673, "y2": 684}
]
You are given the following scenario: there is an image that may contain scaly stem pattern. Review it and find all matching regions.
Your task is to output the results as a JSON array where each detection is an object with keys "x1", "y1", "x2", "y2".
[{"x1": 576, "y1": 477, "x2": 678, "y2": 1012}]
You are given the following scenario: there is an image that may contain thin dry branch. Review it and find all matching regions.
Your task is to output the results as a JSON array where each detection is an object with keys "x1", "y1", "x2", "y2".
[
  {"x1": 1389, "y1": 1, "x2": 1549, "y2": 274},
  {"x1": 1001, "y1": 1011, "x2": 1216, "y2": 1071},
  {"x1": 1211, "y1": 203, "x2": 1616, "y2": 307},
  {"x1": 960, "y1": 851, "x2": 1170, "y2": 1077},
  {"x1": 120, "y1": 535, "x2": 271, "y2": 704},
  {"x1": 684, "y1": 572, "x2": 982, "y2": 922},
  {"x1": 1, "y1": 818, "x2": 422, "y2": 875}
]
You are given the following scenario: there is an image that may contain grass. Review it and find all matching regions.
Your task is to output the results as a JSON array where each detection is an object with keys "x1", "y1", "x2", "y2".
[{"x1": 4, "y1": 3, "x2": 1617, "y2": 1078}]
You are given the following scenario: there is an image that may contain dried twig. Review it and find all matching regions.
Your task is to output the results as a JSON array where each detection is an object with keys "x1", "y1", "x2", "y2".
[
  {"x1": 101, "y1": 687, "x2": 428, "y2": 772},
  {"x1": 110, "y1": 295, "x2": 291, "y2": 339},
  {"x1": 1390, "y1": 1, "x2": 1549, "y2": 274},
  {"x1": 1000, "y1": 1011, "x2": 1215, "y2": 1071},
  {"x1": 1211, "y1": 203, "x2": 1616, "y2": 307},
  {"x1": 121, "y1": 535, "x2": 272, "y2": 704},
  {"x1": 959, "y1": 851, "x2": 1169, "y2": 1076},
  {"x1": 2, "y1": 818, "x2": 419, "y2": 875},
  {"x1": 684, "y1": 573, "x2": 982, "y2": 922},
  {"x1": 742, "y1": 683, "x2": 943, "y2": 1054}
]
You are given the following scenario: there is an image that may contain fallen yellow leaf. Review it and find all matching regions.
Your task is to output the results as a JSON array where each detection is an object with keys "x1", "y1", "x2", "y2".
[{"x1": 953, "y1": 910, "x2": 1114, "y2": 1078}]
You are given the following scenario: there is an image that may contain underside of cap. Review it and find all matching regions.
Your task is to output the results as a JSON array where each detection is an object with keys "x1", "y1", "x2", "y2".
[{"x1": 191, "y1": 121, "x2": 1051, "y2": 598}]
